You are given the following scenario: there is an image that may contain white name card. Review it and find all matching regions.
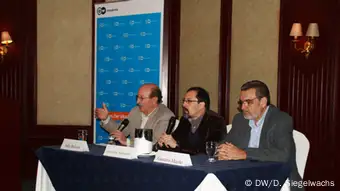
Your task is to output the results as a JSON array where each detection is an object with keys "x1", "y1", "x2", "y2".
[
  {"x1": 60, "y1": 138, "x2": 89, "y2": 152},
  {"x1": 154, "y1": 150, "x2": 192, "y2": 166},
  {"x1": 103, "y1": 145, "x2": 137, "y2": 160}
]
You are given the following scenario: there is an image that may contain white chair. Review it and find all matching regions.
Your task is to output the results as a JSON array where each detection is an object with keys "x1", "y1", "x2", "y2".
[
  {"x1": 226, "y1": 124, "x2": 232, "y2": 133},
  {"x1": 281, "y1": 130, "x2": 310, "y2": 191},
  {"x1": 293, "y1": 130, "x2": 310, "y2": 177}
]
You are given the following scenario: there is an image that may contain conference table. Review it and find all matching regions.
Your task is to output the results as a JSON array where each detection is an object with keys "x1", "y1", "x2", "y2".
[{"x1": 35, "y1": 145, "x2": 290, "y2": 191}]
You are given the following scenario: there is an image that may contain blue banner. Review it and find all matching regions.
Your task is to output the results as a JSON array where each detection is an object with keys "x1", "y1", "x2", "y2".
[{"x1": 94, "y1": 9, "x2": 163, "y2": 143}]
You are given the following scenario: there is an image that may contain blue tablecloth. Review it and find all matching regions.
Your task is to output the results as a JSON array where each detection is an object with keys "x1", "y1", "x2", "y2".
[{"x1": 36, "y1": 145, "x2": 290, "y2": 191}]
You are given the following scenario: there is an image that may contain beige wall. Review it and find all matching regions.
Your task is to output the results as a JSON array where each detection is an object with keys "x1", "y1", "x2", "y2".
[
  {"x1": 179, "y1": 0, "x2": 221, "y2": 115},
  {"x1": 37, "y1": 0, "x2": 280, "y2": 125},
  {"x1": 229, "y1": 0, "x2": 280, "y2": 120},
  {"x1": 37, "y1": 0, "x2": 92, "y2": 125}
]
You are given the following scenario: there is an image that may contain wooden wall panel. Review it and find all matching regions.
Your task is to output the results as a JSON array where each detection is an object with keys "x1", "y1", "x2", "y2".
[
  {"x1": 0, "y1": 0, "x2": 36, "y2": 188},
  {"x1": 278, "y1": 0, "x2": 339, "y2": 189},
  {"x1": 218, "y1": 0, "x2": 232, "y2": 123},
  {"x1": 23, "y1": 125, "x2": 92, "y2": 179},
  {"x1": 0, "y1": 0, "x2": 181, "y2": 183},
  {"x1": 164, "y1": 0, "x2": 181, "y2": 116},
  {"x1": 0, "y1": 98, "x2": 21, "y2": 191}
]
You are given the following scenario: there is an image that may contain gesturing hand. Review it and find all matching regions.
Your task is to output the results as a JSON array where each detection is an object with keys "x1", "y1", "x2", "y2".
[{"x1": 95, "y1": 103, "x2": 109, "y2": 120}]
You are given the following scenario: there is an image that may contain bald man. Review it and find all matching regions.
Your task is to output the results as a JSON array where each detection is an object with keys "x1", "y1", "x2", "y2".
[{"x1": 95, "y1": 83, "x2": 175, "y2": 146}]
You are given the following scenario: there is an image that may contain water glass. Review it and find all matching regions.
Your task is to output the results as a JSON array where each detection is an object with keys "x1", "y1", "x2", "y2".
[
  {"x1": 77, "y1": 129, "x2": 88, "y2": 141},
  {"x1": 206, "y1": 141, "x2": 217, "y2": 162},
  {"x1": 107, "y1": 134, "x2": 116, "y2": 145}
]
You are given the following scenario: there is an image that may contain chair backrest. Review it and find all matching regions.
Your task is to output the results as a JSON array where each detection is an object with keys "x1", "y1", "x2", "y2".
[
  {"x1": 293, "y1": 130, "x2": 310, "y2": 178},
  {"x1": 226, "y1": 124, "x2": 232, "y2": 133}
]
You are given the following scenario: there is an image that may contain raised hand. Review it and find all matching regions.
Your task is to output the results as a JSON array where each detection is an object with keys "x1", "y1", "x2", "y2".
[{"x1": 95, "y1": 103, "x2": 109, "y2": 120}]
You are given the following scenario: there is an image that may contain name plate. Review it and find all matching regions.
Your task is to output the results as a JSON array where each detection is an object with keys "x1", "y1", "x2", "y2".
[
  {"x1": 154, "y1": 150, "x2": 192, "y2": 166},
  {"x1": 60, "y1": 138, "x2": 89, "y2": 152},
  {"x1": 103, "y1": 145, "x2": 137, "y2": 160}
]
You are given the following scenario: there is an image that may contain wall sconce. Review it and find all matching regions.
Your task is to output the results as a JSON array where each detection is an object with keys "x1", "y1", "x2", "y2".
[
  {"x1": 0, "y1": 31, "x2": 13, "y2": 62},
  {"x1": 290, "y1": 23, "x2": 319, "y2": 59}
]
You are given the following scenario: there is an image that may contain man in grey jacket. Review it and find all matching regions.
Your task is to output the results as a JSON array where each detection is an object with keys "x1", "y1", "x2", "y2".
[
  {"x1": 217, "y1": 80, "x2": 303, "y2": 191},
  {"x1": 95, "y1": 83, "x2": 174, "y2": 145}
]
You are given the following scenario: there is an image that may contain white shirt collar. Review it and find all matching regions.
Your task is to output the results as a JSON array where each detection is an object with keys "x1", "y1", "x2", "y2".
[{"x1": 140, "y1": 107, "x2": 158, "y2": 129}]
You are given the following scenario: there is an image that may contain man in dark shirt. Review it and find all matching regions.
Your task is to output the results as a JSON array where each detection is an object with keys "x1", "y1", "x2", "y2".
[{"x1": 158, "y1": 87, "x2": 226, "y2": 154}]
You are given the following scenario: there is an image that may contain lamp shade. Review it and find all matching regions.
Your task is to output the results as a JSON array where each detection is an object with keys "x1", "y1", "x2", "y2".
[
  {"x1": 290, "y1": 23, "x2": 303, "y2": 37},
  {"x1": 1, "y1": 31, "x2": 13, "y2": 45},
  {"x1": 306, "y1": 23, "x2": 319, "y2": 37}
]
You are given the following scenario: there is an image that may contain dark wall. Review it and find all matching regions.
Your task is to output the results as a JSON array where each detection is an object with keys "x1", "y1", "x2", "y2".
[
  {"x1": 278, "y1": 0, "x2": 340, "y2": 189},
  {"x1": 0, "y1": 98, "x2": 21, "y2": 190},
  {"x1": 0, "y1": 0, "x2": 180, "y2": 186},
  {"x1": 0, "y1": 0, "x2": 36, "y2": 189},
  {"x1": 218, "y1": 0, "x2": 232, "y2": 123},
  {"x1": 0, "y1": 0, "x2": 96, "y2": 184}
]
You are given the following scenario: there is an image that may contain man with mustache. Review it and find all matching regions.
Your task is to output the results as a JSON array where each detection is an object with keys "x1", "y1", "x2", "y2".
[
  {"x1": 217, "y1": 80, "x2": 302, "y2": 190},
  {"x1": 95, "y1": 83, "x2": 174, "y2": 145},
  {"x1": 157, "y1": 87, "x2": 226, "y2": 154}
]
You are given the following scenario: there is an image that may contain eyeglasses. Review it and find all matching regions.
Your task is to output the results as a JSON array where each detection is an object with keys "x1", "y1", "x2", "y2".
[
  {"x1": 182, "y1": 99, "x2": 199, "y2": 104},
  {"x1": 136, "y1": 95, "x2": 150, "y2": 101},
  {"x1": 238, "y1": 97, "x2": 258, "y2": 106}
]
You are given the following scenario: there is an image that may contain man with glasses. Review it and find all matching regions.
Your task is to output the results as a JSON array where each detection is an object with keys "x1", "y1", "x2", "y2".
[
  {"x1": 95, "y1": 83, "x2": 174, "y2": 145},
  {"x1": 217, "y1": 80, "x2": 302, "y2": 190},
  {"x1": 157, "y1": 87, "x2": 226, "y2": 154}
]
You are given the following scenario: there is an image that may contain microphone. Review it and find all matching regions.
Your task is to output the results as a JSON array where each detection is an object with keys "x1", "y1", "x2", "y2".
[
  {"x1": 117, "y1": 118, "x2": 129, "y2": 131},
  {"x1": 153, "y1": 116, "x2": 176, "y2": 151},
  {"x1": 109, "y1": 119, "x2": 129, "y2": 143},
  {"x1": 166, "y1": 116, "x2": 177, "y2": 134}
]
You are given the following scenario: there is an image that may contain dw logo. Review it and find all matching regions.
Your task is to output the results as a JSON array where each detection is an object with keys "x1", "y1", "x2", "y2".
[{"x1": 97, "y1": 7, "x2": 106, "y2": 15}]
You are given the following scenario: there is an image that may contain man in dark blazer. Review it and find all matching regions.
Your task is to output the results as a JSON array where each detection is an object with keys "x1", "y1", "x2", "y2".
[
  {"x1": 158, "y1": 87, "x2": 226, "y2": 154},
  {"x1": 217, "y1": 80, "x2": 303, "y2": 191}
]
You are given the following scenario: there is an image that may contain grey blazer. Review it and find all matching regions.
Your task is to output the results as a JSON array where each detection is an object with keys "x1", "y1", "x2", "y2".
[
  {"x1": 225, "y1": 105, "x2": 303, "y2": 191},
  {"x1": 101, "y1": 104, "x2": 175, "y2": 144}
]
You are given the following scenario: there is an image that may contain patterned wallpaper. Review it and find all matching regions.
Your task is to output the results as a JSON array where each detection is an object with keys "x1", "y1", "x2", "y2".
[
  {"x1": 179, "y1": 0, "x2": 221, "y2": 115},
  {"x1": 37, "y1": 0, "x2": 92, "y2": 125},
  {"x1": 229, "y1": 0, "x2": 280, "y2": 120}
]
